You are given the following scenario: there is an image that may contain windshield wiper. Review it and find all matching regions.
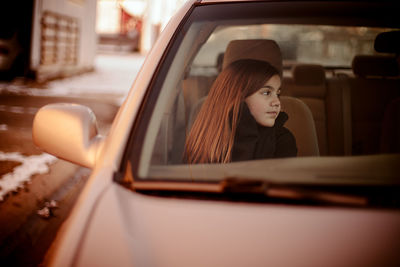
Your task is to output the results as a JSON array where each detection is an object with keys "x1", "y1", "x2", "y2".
[
  {"x1": 221, "y1": 178, "x2": 368, "y2": 207},
  {"x1": 118, "y1": 167, "x2": 396, "y2": 207}
]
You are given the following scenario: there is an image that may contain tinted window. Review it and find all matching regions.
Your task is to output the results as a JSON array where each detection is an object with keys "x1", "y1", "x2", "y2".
[{"x1": 126, "y1": 2, "x2": 400, "y2": 185}]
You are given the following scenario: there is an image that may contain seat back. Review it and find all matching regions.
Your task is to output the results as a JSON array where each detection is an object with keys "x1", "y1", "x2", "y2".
[
  {"x1": 279, "y1": 96, "x2": 320, "y2": 156},
  {"x1": 349, "y1": 55, "x2": 400, "y2": 155},
  {"x1": 380, "y1": 98, "x2": 400, "y2": 153},
  {"x1": 182, "y1": 75, "x2": 217, "y2": 122},
  {"x1": 289, "y1": 64, "x2": 328, "y2": 155}
]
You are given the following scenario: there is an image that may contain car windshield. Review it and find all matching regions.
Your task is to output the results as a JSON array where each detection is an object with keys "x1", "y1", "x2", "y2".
[{"x1": 125, "y1": 1, "x2": 400, "y2": 192}]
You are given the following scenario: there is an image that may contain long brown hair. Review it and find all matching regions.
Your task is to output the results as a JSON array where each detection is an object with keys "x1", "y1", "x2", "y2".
[{"x1": 184, "y1": 59, "x2": 280, "y2": 164}]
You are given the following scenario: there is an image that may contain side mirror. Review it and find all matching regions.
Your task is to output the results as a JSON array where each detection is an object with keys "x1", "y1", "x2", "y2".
[{"x1": 33, "y1": 103, "x2": 104, "y2": 169}]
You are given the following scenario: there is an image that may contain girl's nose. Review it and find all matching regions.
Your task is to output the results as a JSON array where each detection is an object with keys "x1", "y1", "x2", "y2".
[{"x1": 271, "y1": 96, "x2": 280, "y2": 107}]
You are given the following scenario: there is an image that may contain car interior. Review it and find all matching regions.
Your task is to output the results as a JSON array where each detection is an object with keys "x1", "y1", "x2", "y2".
[{"x1": 147, "y1": 27, "x2": 399, "y2": 168}]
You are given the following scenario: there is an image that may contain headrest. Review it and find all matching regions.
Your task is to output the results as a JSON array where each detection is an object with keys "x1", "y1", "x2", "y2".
[
  {"x1": 222, "y1": 39, "x2": 282, "y2": 75},
  {"x1": 352, "y1": 55, "x2": 399, "y2": 77},
  {"x1": 374, "y1": 31, "x2": 400, "y2": 54},
  {"x1": 290, "y1": 64, "x2": 326, "y2": 98},
  {"x1": 293, "y1": 64, "x2": 326, "y2": 86}
]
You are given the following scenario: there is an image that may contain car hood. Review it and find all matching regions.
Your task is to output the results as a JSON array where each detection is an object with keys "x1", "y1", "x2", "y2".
[{"x1": 70, "y1": 182, "x2": 400, "y2": 267}]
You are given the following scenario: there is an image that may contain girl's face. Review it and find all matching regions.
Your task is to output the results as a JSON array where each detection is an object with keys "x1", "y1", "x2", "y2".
[{"x1": 245, "y1": 74, "x2": 281, "y2": 127}]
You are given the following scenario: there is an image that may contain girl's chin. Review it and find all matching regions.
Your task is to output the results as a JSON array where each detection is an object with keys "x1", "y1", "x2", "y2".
[{"x1": 258, "y1": 119, "x2": 276, "y2": 127}]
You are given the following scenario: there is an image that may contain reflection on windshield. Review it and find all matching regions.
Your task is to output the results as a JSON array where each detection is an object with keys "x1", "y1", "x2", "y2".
[{"x1": 137, "y1": 18, "x2": 399, "y2": 187}]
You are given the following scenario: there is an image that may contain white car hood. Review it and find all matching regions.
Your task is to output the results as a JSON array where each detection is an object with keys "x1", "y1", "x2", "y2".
[{"x1": 73, "y1": 183, "x2": 400, "y2": 267}]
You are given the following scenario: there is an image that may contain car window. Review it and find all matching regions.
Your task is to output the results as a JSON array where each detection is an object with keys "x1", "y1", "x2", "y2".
[
  {"x1": 126, "y1": 2, "x2": 400, "y2": 190},
  {"x1": 192, "y1": 24, "x2": 389, "y2": 71}
]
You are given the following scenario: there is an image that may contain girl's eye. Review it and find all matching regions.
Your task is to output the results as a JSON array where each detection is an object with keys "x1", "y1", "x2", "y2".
[
  {"x1": 261, "y1": 90, "x2": 272, "y2": 96},
  {"x1": 260, "y1": 88, "x2": 281, "y2": 97}
]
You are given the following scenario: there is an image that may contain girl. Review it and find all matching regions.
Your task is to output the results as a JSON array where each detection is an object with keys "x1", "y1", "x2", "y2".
[{"x1": 184, "y1": 59, "x2": 297, "y2": 164}]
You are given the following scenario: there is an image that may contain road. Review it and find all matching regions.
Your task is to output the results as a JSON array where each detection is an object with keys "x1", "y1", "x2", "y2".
[
  {"x1": 0, "y1": 92, "x2": 119, "y2": 266},
  {"x1": 0, "y1": 52, "x2": 145, "y2": 266}
]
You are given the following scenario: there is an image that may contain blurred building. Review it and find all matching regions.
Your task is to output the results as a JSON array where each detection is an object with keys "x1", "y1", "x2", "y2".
[
  {"x1": 0, "y1": 0, "x2": 186, "y2": 82},
  {"x1": 31, "y1": 0, "x2": 98, "y2": 82},
  {"x1": 96, "y1": 0, "x2": 188, "y2": 54},
  {"x1": 96, "y1": 0, "x2": 143, "y2": 52},
  {"x1": 0, "y1": 0, "x2": 97, "y2": 82}
]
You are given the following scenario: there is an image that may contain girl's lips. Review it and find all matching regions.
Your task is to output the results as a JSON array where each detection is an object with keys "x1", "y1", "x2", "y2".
[{"x1": 266, "y1": 111, "x2": 278, "y2": 117}]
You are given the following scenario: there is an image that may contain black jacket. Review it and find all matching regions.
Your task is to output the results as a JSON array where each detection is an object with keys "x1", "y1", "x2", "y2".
[{"x1": 231, "y1": 103, "x2": 297, "y2": 161}]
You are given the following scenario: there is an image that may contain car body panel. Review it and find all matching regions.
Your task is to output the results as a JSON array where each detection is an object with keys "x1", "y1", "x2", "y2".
[{"x1": 74, "y1": 184, "x2": 400, "y2": 267}]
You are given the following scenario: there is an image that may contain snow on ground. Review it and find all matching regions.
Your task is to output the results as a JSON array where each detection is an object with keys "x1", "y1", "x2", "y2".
[
  {"x1": 0, "y1": 152, "x2": 57, "y2": 201},
  {"x1": 46, "y1": 53, "x2": 146, "y2": 104},
  {"x1": 1, "y1": 53, "x2": 146, "y2": 105}
]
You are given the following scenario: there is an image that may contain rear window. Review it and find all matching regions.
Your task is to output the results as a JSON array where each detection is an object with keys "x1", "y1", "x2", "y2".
[{"x1": 192, "y1": 24, "x2": 390, "y2": 73}]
